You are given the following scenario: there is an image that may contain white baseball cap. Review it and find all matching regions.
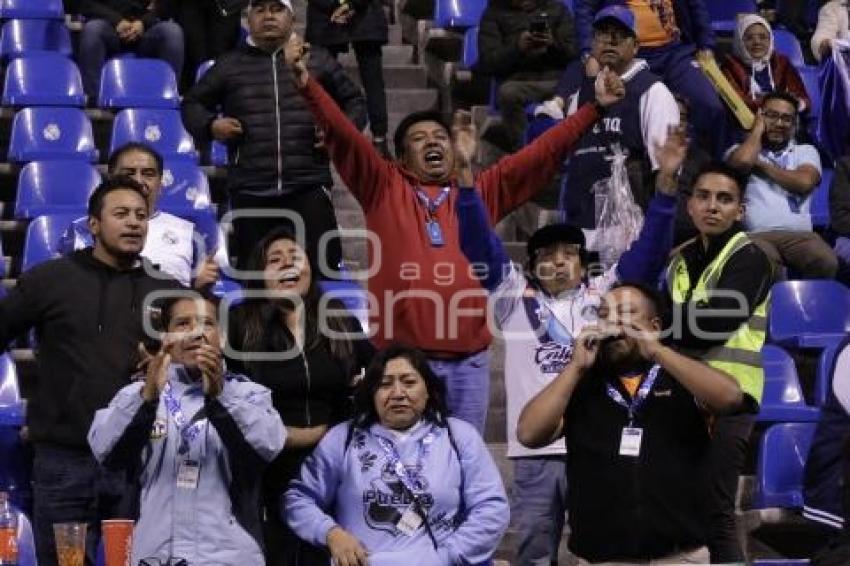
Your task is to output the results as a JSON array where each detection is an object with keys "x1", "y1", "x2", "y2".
[{"x1": 249, "y1": 0, "x2": 293, "y2": 11}]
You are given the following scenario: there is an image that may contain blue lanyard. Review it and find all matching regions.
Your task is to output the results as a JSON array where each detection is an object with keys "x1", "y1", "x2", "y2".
[
  {"x1": 162, "y1": 382, "x2": 207, "y2": 451},
  {"x1": 374, "y1": 426, "x2": 438, "y2": 495},
  {"x1": 605, "y1": 364, "x2": 661, "y2": 424},
  {"x1": 414, "y1": 186, "x2": 450, "y2": 218}
]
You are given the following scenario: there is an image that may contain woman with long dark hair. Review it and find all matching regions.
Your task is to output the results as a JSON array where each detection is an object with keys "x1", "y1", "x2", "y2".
[
  {"x1": 226, "y1": 225, "x2": 374, "y2": 565},
  {"x1": 284, "y1": 344, "x2": 509, "y2": 565}
]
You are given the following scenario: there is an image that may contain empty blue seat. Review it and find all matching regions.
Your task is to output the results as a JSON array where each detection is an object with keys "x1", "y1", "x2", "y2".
[
  {"x1": 753, "y1": 422, "x2": 817, "y2": 509},
  {"x1": 774, "y1": 28, "x2": 805, "y2": 68},
  {"x1": 810, "y1": 167, "x2": 832, "y2": 228},
  {"x1": 757, "y1": 345, "x2": 821, "y2": 422},
  {"x1": 434, "y1": 0, "x2": 485, "y2": 29},
  {"x1": 0, "y1": 0, "x2": 63, "y2": 19},
  {"x1": 159, "y1": 161, "x2": 212, "y2": 215},
  {"x1": 2, "y1": 53, "x2": 85, "y2": 107},
  {"x1": 22, "y1": 214, "x2": 78, "y2": 272},
  {"x1": 768, "y1": 280, "x2": 850, "y2": 350},
  {"x1": 110, "y1": 108, "x2": 198, "y2": 163},
  {"x1": 319, "y1": 280, "x2": 369, "y2": 333},
  {"x1": 98, "y1": 58, "x2": 179, "y2": 110},
  {"x1": 0, "y1": 19, "x2": 71, "y2": 61},
  {"x1": 706, "y1": 0, "x2": 757, "y2": 33},
  {"x1": 0, "y1": 353, "x2": 22, "y2": 427},
  {"x1": 15, "y1": 161, "x2": 101, "y2": 219},
  {"x1": 8, "y1": 107, "x2": 98, "y2": 164}
]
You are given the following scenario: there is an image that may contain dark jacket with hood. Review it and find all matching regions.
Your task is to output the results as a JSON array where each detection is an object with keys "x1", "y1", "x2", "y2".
[
  {"x1": 477, "y1": 0, "x2": 578, "y2": 81},
  {"x1": 0, "y1": 249, "x2": 182, "y2": 449},
  {"x1": 182, "y1": 41, "x2": 367, "y2": 197},
  {"x1": 306, "y1": 0, "x2": 389, "y2": 46}
]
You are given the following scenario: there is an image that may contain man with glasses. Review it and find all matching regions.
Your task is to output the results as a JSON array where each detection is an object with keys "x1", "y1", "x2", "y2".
[
  {"x1": 727, "y1": 91, "x2": 836, "y2": 279},
  {"x1": 537, "y1": 5, "x2": 678, "y2": 231}
]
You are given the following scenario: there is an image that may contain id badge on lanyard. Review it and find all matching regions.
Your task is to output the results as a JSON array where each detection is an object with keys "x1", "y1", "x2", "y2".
[
  {"x1": 414, "y1": 186, "x2": 450, "y2": 248},
  {"x1": 606, "y1": 365, "x2": 661, "y2": 458}
]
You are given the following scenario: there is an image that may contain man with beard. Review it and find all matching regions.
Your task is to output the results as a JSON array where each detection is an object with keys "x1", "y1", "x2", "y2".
[
  {"x1": 727, "y1": 91, "x2": 834, "y2": 279},
  {"x1": 287, "y1": 28, "x2": 625, "y2": 433},
  {"x1": 0, "y1": 177, "x2": 183, "y2": 564},
  {"x1": 517, "y1": 283, "x2": 743, "y2": 564}
]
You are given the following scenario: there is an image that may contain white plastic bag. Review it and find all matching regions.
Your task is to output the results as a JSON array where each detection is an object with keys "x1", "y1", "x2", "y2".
[{"x1": 590, "y1": 144, "x2": 644, "y2": 269}]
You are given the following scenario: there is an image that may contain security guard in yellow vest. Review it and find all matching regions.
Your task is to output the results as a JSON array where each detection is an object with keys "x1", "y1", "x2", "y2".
[{"x1": 664, "y1": 162, "x2": 774, "y2": 564}]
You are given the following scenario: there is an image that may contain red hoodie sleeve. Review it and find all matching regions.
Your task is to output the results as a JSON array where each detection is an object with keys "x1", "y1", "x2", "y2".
[
  {"x1": 298, "y1": 77, "x2": 394, "y2": 212},
  {"x1": 477, "y1": 102, "x2": 599, "y2": 224}
]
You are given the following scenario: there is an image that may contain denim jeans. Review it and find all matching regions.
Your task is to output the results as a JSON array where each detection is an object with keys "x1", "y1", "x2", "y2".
[
  {"x1": 427, "y1": 349, "x2": 490, "y2": 435},
  {"x1": 511, "y1": 456, "x2": 568, "y2": 566},
  {"x1": 32, "y1": 444, "x2": 129, "y2": 566},
  {"x1": 78, "y1": 18, "x2": 185, "y2": 97}
]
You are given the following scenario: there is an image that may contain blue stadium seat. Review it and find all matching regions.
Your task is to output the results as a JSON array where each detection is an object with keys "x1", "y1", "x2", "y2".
[
  {"x1": 768, "y1": 280, "x2": 850, "y2": 350},
  {"x1": 22, "y1": 214, "x2": 78, "y2": 272},
  {"x1": 14, "y1": 161, "x2": 100, "y2": 219},
  {"x1": 319, "y1": 279, "x2": 369, "y2": 333},
  {"x1": 110, "y1": 108, "x2": 198, "y2": 163},
  {"x1": 8, "y1": 107, "x2": 98, "y2": 164},
  {"x1": 810, "y1": 167, "x2": 831, "y2": 228},
  {"x1": 195, "y1": 59, "x2": 215, "y2": 83},
  {"x1": 98, "y1": 58, "x2": 179, "y2": 110},
  {"x1": 0, "y1": 353, "x2": 22, "y2": 427},
  {"x1": 0, "y1": 19, "x2": 72, "y2": 61},
  {"x1": 0, "y1": 0, "x2": 63, "y2": 19},
  {"x1": 799, "y1": 65, "x2": 821, "y2": 120},
  {"x1": 757, "y1": 345, "x2": 821, "y2": 422},
  {"x1": 774, "y1": 28, "x2": 805, "y2": 68},
  {"x1": 706, "y1": 0, "x2": 757, "y2": 33},
  {"x1": 815, "y1": 341, "x2": 843, "y2": 407},
  {"x1": 434, "y1": 0, "x2": 485, "y2": 29},
  {"x1": 462, "y1": 26, "x2": 479, "y2": 70},
  {"x1": 159, "y1": 161, "x2": 212, "y2": 215},
  {"x1": 753, "y1": 422, "x2": 817, "y2": 509},
  {"x1": 2, "y1": 53, "x2": 85, "y2": 107}
]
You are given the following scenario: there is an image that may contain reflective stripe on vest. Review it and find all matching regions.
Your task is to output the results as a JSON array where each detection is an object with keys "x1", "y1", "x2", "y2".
[{"x1": 667, "y1": 232, "x2": 768, "y2": 403}]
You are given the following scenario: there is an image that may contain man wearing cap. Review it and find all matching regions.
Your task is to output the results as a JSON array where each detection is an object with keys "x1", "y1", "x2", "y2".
[
  {"x1": 182, "y1": 0, "x2": 367, "y2": 272},
  {"x1": 456, "y1": 126, "x2": 688, "y2": 565},
  {"x1": 535, "y1": 5, "x2": 679, "y2": 232},
  {"x1": 286, "y1": 29, "x2": 626, "y2": 435}
]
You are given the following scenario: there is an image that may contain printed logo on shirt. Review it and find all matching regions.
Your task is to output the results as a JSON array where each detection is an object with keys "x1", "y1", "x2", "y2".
[
  {"x1": 535, "y1": 341, "x2": 573, "y2": 374},
  {"x1": 362, "y1": 462, "x2": 434, "y2": 535},
  {"x1": 162, "y1": 230, "x2": 179, "y2": 246},
  {"x1": 150, "y1": 418, "x2": 167, "y2": 440}
]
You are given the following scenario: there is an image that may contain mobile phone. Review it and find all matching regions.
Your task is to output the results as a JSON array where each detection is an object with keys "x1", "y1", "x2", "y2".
[{"x1": 530, "y1": 15, "x2": 549, "y2": 35}]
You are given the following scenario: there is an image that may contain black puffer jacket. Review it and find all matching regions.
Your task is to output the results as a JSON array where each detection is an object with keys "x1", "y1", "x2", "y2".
[
  {"x1": 305, "y1": 0, "x2": 389, "y2": 47},
  {"x1": 182, "y1": 43, "x2": 368, "y2": 196},
  {"x1": 477, "y1": 0, "x2": 577, "y2": 81}
]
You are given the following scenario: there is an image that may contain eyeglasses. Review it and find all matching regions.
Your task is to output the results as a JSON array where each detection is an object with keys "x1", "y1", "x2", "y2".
[
  {"x1": 761, "y1": 110, "x2": 795, "y2": 125},
  {"x1": 139, "y1": 558, "x2": 188, "y2": 566}
]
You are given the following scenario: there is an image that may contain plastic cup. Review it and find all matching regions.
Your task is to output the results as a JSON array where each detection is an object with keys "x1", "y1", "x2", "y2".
[
  {"x1": 53, "y1": 522, "x2": 86, "y2": 566},
  {"x1": 101, "y1": 519, "x2": 134, "y2": 566}
]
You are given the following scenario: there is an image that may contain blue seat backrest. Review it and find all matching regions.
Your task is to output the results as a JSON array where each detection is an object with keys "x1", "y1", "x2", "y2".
[
  {"x1": 8, "y1": 107, "x2": 98, "y2": 163},
  {"x1": 15, "y1": 160, "x2": 101, "y2": 219},
  {"x1": 2, "y1": 52, "x2": 85, "y2": 107},
  {"x1": 0, "y1": 19, "x2": 72, "y2": 61},
  {"x1": 110, "y1": 108, "x2": 198, "y2": 163},
  {"x1": 98, "y1": 58, "x2": 179, "y2": 110}
]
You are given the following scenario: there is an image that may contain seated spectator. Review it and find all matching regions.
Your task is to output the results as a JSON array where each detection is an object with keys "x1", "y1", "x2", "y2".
[
  {"x1": 285, "y1": 344, "x2": 510, "y2": 565},
  {"x1": 60, "y1": 143, "x2": 227, "y2": 289},
  {"x1": 727, "y1": 91, "x2": 835, "y2": 278},
  {"x1": 517, "y1": 283, "x2": 744, "y2": 564},
  {"x1": 571, "y1": 0, "x2": 727, "y2": 156},
  {"x1": 182, "y1": 0, "x2": 367, "y2": 272},
  {"x1": 722, "y1": 14, "x2": 810, "y2": 113},
  {"x1": 174, "y1": 0, "x2": 243, "y2": 91},
  {"x1": 306, "y1": 0, "x2": 391, "y2": 156},
  {"x1": 455, "y1": 125, "x2": 686, "y2": 566},
  {"x1": 88, "y1": 293, "x2": 285, "y2": 565},
  {"x1": 226, "y1": 225, "x2": 374, "y2": 565},
  {"x1": 477, "y1": 0, "x2": 578, "y2": 152},
  {"x1": 812, "y1": 0, "x2": 850, "y2": 63},
  {"x1": 78, "y1": 0, "x2": 184, "y2": 98},
  {"x1": 287, "y1": 35, "x2": 625, "y2": 433},
  {"x1": 534, "y1": 5, "x2": 679, "y2": 229}
]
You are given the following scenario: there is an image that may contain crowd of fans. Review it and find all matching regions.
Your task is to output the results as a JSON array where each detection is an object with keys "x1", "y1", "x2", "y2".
[{"x1": 4, "y1": 0, "x2": 850, "y2": 564}]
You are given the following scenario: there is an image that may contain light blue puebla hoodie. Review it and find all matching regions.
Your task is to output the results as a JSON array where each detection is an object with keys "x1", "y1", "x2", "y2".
[{"x1": 285, "y1": 417, "x2": 509, "y2": 565}]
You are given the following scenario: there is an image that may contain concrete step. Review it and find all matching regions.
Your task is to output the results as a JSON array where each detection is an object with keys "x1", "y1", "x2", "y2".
[
  {"x1": 343, "y1": 63, "x2": 428, "y2": 90},
  {"x1": 383, "y1": 88, "x2": 438, "y2": 115},
  {"x1": 292, "y1": 23, "x2": 405, "y2": 46},
  {"x1": 339, "y1": 44, "x2": 414, "y2": 66}
]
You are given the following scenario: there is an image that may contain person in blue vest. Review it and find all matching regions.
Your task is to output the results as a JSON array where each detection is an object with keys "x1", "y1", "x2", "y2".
[{"x1": 535, "y1": 5, "x2": 679, "y2": 230}]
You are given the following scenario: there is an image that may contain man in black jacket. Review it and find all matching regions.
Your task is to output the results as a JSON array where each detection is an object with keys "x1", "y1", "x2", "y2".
[
  {"x1": 182, "y1": 0, "x2": 368, "y2": 274},
  {"x1": 78, "y1": 0, "x2": 184, "y2": 98},
  {"x1": 0, "y1": 177, "x2": 183, "y2": 565},
  {"x1": 477, "y1": 0, "x2": 577, "y2": 152}
]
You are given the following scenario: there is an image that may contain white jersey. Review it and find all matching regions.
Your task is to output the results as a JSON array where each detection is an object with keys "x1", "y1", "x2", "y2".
[{"x1": 494, "y1": 263, "x2": 618, "y2": 458}]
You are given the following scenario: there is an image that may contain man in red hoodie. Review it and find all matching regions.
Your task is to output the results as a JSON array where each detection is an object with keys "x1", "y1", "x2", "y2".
[{"x1": 287, "y1": 34, "x2": 625, "y2": 433}]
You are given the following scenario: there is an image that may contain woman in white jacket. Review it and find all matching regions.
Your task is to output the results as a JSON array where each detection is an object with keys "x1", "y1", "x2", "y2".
[{"x1": 812, "y1": 0, "x2": 850, "y2": 62}]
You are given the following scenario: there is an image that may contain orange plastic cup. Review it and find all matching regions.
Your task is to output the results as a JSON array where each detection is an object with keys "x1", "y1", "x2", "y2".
[{"x1": 101, "y1": 519, "x2": 134, "y2": 566}]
